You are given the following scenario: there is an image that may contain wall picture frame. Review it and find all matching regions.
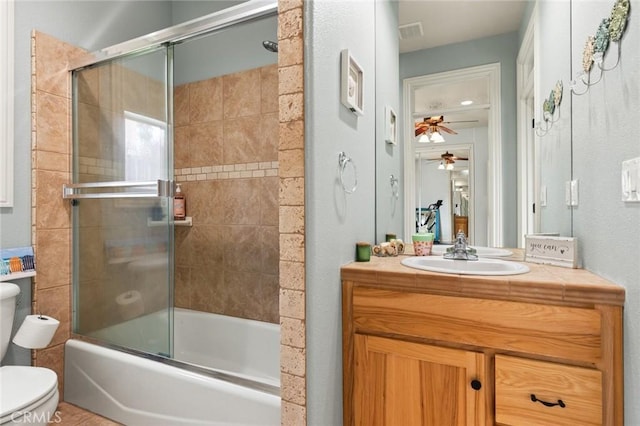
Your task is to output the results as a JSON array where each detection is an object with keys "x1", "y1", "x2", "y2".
[
  {"x1": 384, "y1": 106, "x2": 397, "y2": 145},
  {"x1": 340, "y1": 49, "x2": 364, "y2": 115}
]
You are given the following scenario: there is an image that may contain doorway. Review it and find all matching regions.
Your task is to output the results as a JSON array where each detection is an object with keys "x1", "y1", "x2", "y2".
[
  {"x1": 403, "y1": 63, "x2": 501, "y2": 246},
  {"x1": 415, "y1": 145, "x2": 475, "y2": 244}
]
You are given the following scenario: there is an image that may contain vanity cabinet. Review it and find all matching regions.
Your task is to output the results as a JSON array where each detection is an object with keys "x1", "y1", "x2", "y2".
[
  {"x1": 342, "y1": 258, "x2": 624, "y2": 426},
  {"x1": 354, "y1": 334, "x2": 486, "y2": 425}
]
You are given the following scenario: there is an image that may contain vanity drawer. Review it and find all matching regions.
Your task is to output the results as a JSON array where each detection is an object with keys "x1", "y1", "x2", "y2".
[
  {"x1": 352, "y1": 288, "x2": 603, "y2": 364},
  {"x1": 495, "y1": 355, "x2": 602, "y2": 426}
]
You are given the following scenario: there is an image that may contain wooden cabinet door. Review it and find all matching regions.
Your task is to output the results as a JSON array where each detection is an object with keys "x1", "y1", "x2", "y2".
[{"x1": 353, "y1": 334, "x2": 486, "y2": 426}]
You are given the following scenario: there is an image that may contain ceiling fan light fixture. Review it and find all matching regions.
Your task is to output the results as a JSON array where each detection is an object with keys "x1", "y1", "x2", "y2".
[
  {"x1": 446, "y1": 162, "x2": 454, "y2": 171},
  {"x1": 417, "y1": 133, "x2": 431, "y2": 143},
  {"x1": 438, "y1": 161, "x2": 445, "y2": 170},
  {"x1": 431, "y1": 131, "x2": 445, "y2": 143}
]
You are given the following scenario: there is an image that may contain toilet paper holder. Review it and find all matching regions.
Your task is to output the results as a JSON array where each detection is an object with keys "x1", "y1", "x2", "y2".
[{"x1": 12, "y1": 314, "x2": 60, "y2": 349}]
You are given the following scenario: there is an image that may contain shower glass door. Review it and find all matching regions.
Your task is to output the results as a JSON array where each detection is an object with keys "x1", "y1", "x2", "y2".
[{"x1": 70, "y1": 46, "x2": 174, "y2": 356}]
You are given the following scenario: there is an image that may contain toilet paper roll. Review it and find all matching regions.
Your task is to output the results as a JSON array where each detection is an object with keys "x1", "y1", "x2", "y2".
[
  {"x1": 116, "y1": 290, "x2": 145, "y2": 320},
  {"x1": 12, "y1": 315, "x2": 60, "y2": 349}
]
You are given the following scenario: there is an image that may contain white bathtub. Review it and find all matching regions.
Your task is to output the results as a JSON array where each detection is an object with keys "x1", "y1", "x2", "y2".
[
  {"x1": 174, "y1": 308, "x2": 280, "y2": 387},
  {"x1": 64, "y1": 309, "x2": 280, "y2": 425}
]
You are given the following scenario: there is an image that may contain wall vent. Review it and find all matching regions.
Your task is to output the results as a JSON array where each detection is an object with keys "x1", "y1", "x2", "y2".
[{"x1": 398, "y1": 22, "x2": 424, "y2": 40}]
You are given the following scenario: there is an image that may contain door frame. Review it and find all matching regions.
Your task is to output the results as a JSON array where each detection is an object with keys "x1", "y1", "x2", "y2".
[
  {"x1": 403, "y1": 63, "x2": 502, "y2": 245},
  {"x1": 516, "y1": 4, "x2": 538, "y2": 247}
]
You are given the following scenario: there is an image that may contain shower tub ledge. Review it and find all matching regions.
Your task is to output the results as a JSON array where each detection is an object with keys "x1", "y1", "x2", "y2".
[{"x1": 64, "y1": 338, "x2": 280, "y2": 425}]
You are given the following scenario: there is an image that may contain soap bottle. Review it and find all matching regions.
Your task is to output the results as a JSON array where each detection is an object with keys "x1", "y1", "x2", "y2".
[{"x1": 173, "y1": 183, "x2": 186, "y2": 221}]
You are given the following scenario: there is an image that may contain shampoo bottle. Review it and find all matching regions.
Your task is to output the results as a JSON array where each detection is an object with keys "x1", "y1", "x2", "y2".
[{"x1": 174, "y1": 183, "x2": 186, "y2": 220}]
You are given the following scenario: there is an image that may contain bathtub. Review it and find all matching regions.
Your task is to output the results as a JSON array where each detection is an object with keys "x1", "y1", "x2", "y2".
[{"x1": 64, "y1": 309, "x2": 280, "y2": 425}]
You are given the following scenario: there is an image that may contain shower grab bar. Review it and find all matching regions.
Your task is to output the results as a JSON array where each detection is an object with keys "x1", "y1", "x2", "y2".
[{"x1": 62, "y1": 180, "x2": 173, "y2": 199}]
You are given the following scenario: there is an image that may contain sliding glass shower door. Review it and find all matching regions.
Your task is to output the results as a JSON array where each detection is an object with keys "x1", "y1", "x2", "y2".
[{"x1": 68, "y1": 46, "x2": 174, "y2": 356}]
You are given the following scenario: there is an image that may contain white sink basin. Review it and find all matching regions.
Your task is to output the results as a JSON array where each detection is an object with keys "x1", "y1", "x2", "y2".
[
  {"x1": 430, "y1": 245, "x2": 513, "y2": 258},
  {"x1": 401, "y1": 256, "x2": 529, "y2": 276}
]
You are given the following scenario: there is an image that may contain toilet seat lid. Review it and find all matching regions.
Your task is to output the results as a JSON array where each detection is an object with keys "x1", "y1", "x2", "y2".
[{"x1": 0, "y1": 366, "x2": 58, "y2": 417}]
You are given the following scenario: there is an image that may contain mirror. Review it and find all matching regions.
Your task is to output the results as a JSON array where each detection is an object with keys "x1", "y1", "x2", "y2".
[
  {"x1": 375, "y1": 0, "x2": 574, "y2": 248},
  {"x1": 406, "y1": 65, "x2": 498, "y2": 247}
]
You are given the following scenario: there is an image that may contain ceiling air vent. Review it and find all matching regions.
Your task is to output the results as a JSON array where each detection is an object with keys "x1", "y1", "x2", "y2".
[{"x1": 398, "y1": 22, "x2": 424, "y2": 40}]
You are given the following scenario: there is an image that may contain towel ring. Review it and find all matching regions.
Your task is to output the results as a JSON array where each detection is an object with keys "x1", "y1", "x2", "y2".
[
  {"x1": 390, "y1": 174, "x2": 399, "y2": 199},
  {"x1": 338, "y1": 152, "x2": 357, "y2": 194}
]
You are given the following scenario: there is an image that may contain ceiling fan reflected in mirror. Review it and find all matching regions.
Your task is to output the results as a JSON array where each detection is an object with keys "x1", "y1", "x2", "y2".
[
  {"x1": 415, "y1": 115, "x2": 479, "y2": 143},
  {"x1": 441, "y1": 151, "x2": 468, "y2": 163},
  {"x1": 438, "y1": 151, "x2": 468, "y2": 170}
]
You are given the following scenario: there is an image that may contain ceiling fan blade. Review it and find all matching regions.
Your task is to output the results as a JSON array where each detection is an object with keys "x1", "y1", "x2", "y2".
[
  {"x1": 441, "y1": 119, "x2": 480, "y2": 124},
  {"x1": 438, "y1": 125, "x2": 458, "y2": 134},
  {"x1": 452, "y1": 156, "x2": 469, "y2": 161},
  {"x1": 415, "y1": 127, "x2": 427, "y2": 137}
]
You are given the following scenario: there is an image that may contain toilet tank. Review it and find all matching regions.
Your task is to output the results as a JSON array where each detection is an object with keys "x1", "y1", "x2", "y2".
[{"x1": 0, "y1": 282, "x2": 20, "y2": 361}]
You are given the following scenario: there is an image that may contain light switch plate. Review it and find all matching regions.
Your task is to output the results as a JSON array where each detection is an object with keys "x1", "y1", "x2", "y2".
[
  {"x1": 621, "y1": 157, "x2": 640, "y2": 202},
  {"x1": 570, "y1": 179, "x2": 579, "y2": 206},
  {"x1": 540, "y1": 185, "x2": 547, "y2": 207},
  {"x1": 565, "y1": 180, "x2": 579, "y2": 206}
]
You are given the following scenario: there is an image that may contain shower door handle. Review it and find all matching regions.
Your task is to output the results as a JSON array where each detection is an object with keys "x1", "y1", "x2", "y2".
[
  {"x1": 156, "y1": 180, "x2": 173, "y2": 197},
  {"x1": 62, "y1": 180, "x2": 173, "y2": 199}
]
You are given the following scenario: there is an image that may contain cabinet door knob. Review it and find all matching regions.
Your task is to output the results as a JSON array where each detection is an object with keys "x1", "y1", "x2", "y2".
[
  {"x1": 530, "y1": 394, "x2": 566, "y2": 408},
  {"x1": 470, "y1": 379, "x2": 482, "y2": 391}
]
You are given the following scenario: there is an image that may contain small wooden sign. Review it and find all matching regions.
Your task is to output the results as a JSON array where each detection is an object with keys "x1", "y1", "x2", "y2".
[{"x1": 525, "y1": 235, "x2": 578, "y2": 269}]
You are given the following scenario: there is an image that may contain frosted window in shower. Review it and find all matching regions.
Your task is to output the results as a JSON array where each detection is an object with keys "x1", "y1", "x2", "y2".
[{"x1": 124, "y1": 111, "x2": 167, "y2": 181}]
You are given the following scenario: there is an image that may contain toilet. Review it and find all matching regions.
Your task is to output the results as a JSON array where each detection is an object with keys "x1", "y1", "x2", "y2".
[{"x1": 0, "y1": 283, "x2": 59, "y2": 426}]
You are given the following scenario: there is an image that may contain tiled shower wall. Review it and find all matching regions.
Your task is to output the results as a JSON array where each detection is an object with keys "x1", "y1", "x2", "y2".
[
  {"x1": 173, "y1": 65, "x2": 280, "y2": 323},
  {"x1": 31, "y1": 30, "x2": 84, "y2": 396}
]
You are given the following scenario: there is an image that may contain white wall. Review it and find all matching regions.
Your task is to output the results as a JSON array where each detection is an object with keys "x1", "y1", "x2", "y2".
[
  {"x1": 304, "y1": 0, "x2": 377, "y2": 424},
  {"x1": 569, "y1": 1, "x2": 640, "y2": 423}
]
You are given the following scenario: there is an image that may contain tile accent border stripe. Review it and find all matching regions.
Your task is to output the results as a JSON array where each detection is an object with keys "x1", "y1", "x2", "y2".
[{"x1": 175, "y1": 161, "x2": 279, "y2": 182}]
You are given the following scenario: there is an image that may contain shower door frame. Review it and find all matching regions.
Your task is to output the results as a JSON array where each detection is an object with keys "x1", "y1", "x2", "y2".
[
  {"x1": 66, "y1": 0, "x2": 280, "y2": 396},
  {"x1": 68, "y1": 1, "x2": 277, "y2": 71},
  {"x1": 69, "y1": 43, "x2": 175, "y2": 357}
]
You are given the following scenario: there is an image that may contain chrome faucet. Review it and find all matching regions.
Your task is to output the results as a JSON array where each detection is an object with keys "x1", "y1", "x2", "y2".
[{"x1": 444, "y1": 231, "x2": 478, "y2": 261}]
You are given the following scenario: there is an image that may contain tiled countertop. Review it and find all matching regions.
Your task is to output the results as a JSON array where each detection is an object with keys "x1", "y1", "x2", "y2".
[{"x1": 341, "y1": 254, "x2": 625, "y2": 307}]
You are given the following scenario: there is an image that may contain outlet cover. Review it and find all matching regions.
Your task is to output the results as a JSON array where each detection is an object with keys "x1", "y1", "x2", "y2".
[{"x1": 622, "y1": 157, "x2": 640, "y2": 202}]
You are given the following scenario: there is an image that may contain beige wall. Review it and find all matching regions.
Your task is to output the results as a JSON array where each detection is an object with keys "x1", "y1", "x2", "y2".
[{"x1": 31, "y1": 0, "x2": 307, "y2": 422}]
